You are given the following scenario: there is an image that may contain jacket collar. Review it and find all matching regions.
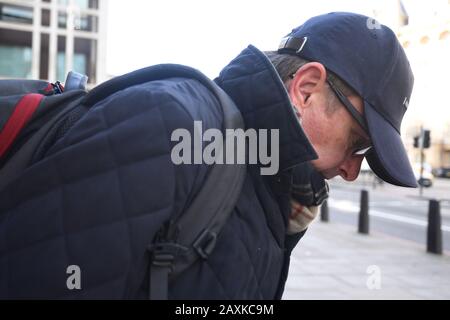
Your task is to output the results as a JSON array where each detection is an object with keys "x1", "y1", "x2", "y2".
[{"x1": 214, "y1": 45, "x2": 318, "y2": 172}]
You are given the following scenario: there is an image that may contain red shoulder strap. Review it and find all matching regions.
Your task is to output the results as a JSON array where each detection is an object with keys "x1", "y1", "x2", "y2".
[{"x1": 0, "y1": 93, "x2": 44, "y2": 159}]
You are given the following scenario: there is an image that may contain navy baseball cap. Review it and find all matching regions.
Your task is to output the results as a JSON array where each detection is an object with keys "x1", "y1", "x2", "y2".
[{"x1": 278, "y1": 12, "x2": 417, "y2": 187}]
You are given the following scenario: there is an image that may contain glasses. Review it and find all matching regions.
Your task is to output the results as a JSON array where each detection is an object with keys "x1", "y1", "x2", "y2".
[
  {"x1": 288, "y1": 72, "x2": 373, "y2": 156},
  {"x1": 326, "y1": 79, "x2": 372, "y2": 156}
]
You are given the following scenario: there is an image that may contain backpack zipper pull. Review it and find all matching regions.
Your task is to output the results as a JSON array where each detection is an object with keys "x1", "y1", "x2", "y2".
[{"x1": 51, "y1": 81, "x2": 65, "y2": 94}]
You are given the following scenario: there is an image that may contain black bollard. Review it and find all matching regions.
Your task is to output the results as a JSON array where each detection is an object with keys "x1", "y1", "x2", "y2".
[
  {"x1": 320, "y1": 200, "x2": 329, "y2": 222},
  {"x1": 358, "y1": 190, "x2": 369, "y2": 234},
  {"x1": 427, "y1": 199, "x2": 443, "y2": 255}
]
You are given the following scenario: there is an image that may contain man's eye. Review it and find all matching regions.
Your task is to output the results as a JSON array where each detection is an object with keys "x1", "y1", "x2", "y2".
[
  {"x1": 350, "y1": 134, "x2": 362, "y2": 149},
  {"x1": 350, "y1": 133, "x2": 372, "y2": 156},
  {"x1": 355, "y1": 138, "x2": 367, "y2": 149},
  {"x1": 350, "y1": 134, "x2": 369, "y2": 153}
]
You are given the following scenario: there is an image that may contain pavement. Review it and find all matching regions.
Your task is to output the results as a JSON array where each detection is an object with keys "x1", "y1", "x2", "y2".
[
  {"x1": 282, "y1": 219, "x2": 450, "y2": 300},
  {"x1": 338, "y1": 174, "x2": 450, "y2": 205},
  {"x1": 324, "y1": 178, "x2": 450, "y2": 251}
]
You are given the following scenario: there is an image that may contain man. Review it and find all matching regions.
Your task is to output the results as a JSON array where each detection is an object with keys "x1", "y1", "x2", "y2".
[
  {"x1": 0, "y1": 12, "x2": 415, "y2": 299},
  {"x1": 272, "y1": 13, "x2": 415, "y2": 188}
]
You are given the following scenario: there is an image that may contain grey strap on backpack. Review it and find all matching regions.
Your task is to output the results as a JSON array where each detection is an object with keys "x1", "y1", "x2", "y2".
[
  {"x1": 79, "y1": 63, "x2": 246, "y2": 299},
  {"x1": 0, "y1": 64, "x2": 246, "y2": 299},
  {"x1": 131, "y1": 66, "x2": 247, "y2": 300}
]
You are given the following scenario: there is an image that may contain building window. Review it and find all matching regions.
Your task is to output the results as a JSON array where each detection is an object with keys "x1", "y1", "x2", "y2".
[
  {"x1": 42, "y1": 8, "x2": 50, "y2": 27},
  {"x1": 74, "y1": 37, "x2": 96, "y2": 83},
  {"x1": 0, "y1": 28, "x2": 32, "y2": 78},
  {"x1": 57, "y1": 35, "x2": 66, "y2": 81},
  {"x1": 0, "y1": 3, "x2": 33, "y2": 25},
  {"x1": 40, "y1": 33, "x2": 49, "y2": 80},
  {"x1": 58, "y1": 0, "x2": 98, "y2": 10},
  {"x1": 74, "y1": 14, "x2": 98, "y2": 32},
  {"x1": 58, "y1": 11, "x2": 67, "y2": 29},
  {"x1": 75, "y1": 0, "x2": 99, "y2": 9},
  {"x1": 58, "y1": 10, "x2": 98, "y2": 31}
]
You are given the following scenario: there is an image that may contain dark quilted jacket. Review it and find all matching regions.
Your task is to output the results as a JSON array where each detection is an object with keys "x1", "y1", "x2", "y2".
[{"x1": 0, "y1": 45, "x2": 317, "y2": 299}]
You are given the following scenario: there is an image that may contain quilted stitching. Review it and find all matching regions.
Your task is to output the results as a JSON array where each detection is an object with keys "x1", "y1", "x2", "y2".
[
  {"x1": 0, "y1": 79, "x2": 199, "y2": 298},
  {"x1": 1, "y1": 50, "x2": 309, "y2": 299}
]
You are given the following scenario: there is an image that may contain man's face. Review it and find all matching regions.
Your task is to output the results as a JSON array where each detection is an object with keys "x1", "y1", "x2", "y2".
[
  {"x1": 300, "y1": 92, "x2": 368, "y2": 180},
  {"x1": 288, "y1": 62, "x2": 370, "y2": 181}
]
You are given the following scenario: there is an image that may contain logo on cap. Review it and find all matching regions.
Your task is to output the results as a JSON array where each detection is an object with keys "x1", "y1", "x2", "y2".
[
  {"x1": 402, "y1": 97, "x2": 409, "y2": 109},
  {"x1": 296, "y1": 37, "x2": 308, "y2": 53}
]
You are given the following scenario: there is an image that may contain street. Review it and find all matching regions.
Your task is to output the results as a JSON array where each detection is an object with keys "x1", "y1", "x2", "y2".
[
  {"x1": 283, "y1": 176, "x2": 450, "y2": 299},
  {"x1": 327, "y1": 175, "x2": 450, "y2": 253}
]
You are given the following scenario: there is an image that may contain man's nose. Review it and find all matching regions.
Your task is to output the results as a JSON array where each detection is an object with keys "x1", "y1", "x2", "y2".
[{"x1": 338, "y1": 155, "x2": 364, "y2": 181}]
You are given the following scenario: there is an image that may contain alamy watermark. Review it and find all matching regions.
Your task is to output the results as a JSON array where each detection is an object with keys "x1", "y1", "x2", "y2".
[
  {"x1": 366, "y1": 18, "x2": 382, "y2": 30},
  {"x1": 366, "y1": 265, "x2": 382, "y2": 290},
  {"x1": 66, "y1": 265, "x2": 81, "y2": 290},
  {"x1": 171, "y1": 121, "x2": 280, "y2": 175}
]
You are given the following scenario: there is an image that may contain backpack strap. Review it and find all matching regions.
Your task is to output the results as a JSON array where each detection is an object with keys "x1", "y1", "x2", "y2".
[
  {"x1": 0, "y1": 93, "x2": 85, "y2": 192},
  {"x1": 0, "y1": 72, "x2": 89, "y2": 191},
  {"x1": 145, "y1": 65, "x2": 246, "y2": 300},
  {"x1": 0, "y1": 94, "x2": 43, "y2": 159},
  {"x1": 0, "y1": 65, "x2": 246, "y2": 299}
]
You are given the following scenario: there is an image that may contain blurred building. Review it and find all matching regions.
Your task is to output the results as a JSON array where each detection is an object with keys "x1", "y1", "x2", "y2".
[
  {"x1": 398, "y1": 22, "x2": 450, "y2": 169},
  {"x1": 0, "y1": 0, "x2": 107, "y2": 85},
  {"x1": 395, "y1": 0, "x2": 450, "y2": 169},
  {"x1": 371, "y1": 0, "x2": 450, "y2": 169}
]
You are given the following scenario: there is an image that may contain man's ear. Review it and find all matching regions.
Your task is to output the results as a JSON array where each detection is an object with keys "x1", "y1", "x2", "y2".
[{"x1": 288, "y1": 62, "x2": 328, "y2": 113}]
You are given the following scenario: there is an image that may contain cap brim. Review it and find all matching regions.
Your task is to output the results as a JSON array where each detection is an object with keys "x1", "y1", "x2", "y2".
[{"x1": 364, "y1": 101, "x2": 418, "y2": 188}]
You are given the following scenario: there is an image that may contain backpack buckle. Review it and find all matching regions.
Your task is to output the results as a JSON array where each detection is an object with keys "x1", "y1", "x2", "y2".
[
  {"x1": 193, "y1": 229, "x2": 217, "y2": 259},
  {"x1": 148, "y1": 242, "x2": 188, "y2": 269}
]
